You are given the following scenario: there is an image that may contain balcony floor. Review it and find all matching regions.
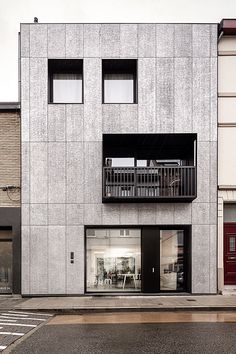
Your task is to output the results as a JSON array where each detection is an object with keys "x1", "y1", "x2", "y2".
[{"x1": 102, "y1": 196, "x2": 196, "y2": 203}]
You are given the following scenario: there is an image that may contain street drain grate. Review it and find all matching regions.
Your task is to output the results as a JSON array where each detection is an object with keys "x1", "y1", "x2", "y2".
[{"x1": 186, "y1": 299, "x2": 196, "y2": 302}]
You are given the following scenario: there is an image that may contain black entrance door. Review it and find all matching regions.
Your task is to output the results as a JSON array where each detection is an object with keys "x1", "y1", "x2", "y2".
[
  {"x1": 141, "y1": 227, "x2": 190, "y2": 293},
  {"x1": 142, "y1": 227, "x2": 160, "y2": 293}
]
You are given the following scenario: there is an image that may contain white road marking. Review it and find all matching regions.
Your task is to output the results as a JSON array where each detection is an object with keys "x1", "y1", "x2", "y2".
[
  {"x1": 8, "y1": 311, "x2": 53, "y2": 316},
  {"x1": 3, "y1": 313, "x2": 28, "y2": 317},
  {"x1": 0, "y1": 315, "x2": 45, "y2": 321},
  {"x1": 0, "y1": 323, "x2": 36, "y2": 328},
  {"x1": 0, "y1": 316, "x2": 21, "y2": 320},
  {"x1": 0, "y1": 311, "x2": 49, "y2": 350},
  {"x1": 8, "y1": 311, "x2": 53, "y2": 317},
  {"x1": 0, "y1": 332, "x2": 24, "y2": 336}
]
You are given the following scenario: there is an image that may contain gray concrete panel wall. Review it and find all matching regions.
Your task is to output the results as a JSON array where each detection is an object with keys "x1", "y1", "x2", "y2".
[
  {"x1": 20, "y1": 23, "x2": 218, "y2": 295},
  {"x1": 66, "y1": 24, "x2": 84, "y2": 58}
]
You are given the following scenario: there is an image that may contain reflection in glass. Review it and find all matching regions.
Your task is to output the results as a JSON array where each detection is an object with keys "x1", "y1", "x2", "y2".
[
  {"x1": 0, "y1": 241, "x2": 12, "y2": 294},
  {"x1": 160, "y1": 230, "x2": 184, "y2": 291},
  {"x1": 53, "y1": 73, "x2": 82, "y2": 103},
  {"x1": 86, "y1": 229, "x2": 141, "y2": 292},
  {"x1": 137, "y1": 160, "x2": 181, "y2": 167},
  {"x1": 104, "y1": 74, "x2": 134, "y2": 103}
]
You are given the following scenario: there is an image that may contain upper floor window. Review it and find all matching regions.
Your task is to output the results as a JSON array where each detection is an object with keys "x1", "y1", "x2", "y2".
[
  {"x1": 48, "y1": 59, "x2": 83, "y2": 103},
  {"x1": 102, "y1": 59, "x2": 137, "y2": 104}
]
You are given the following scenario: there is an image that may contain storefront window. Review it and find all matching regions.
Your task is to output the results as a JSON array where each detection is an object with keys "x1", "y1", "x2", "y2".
[
  {"x1": 0, "y1": 241, "x2": 12, "y2": 294},
  {"x1": 160, "y1": 230, "x2": 184, "y2": 291},
  {"x1": 86, "y1": 228, "x2": 141, "y2": 292}
]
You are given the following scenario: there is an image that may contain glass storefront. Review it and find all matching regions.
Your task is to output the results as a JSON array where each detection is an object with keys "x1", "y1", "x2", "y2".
[
  {"x1": 86, "y1": 228, "x2": 141, "y2": 292},
  {"x1": 160, "y1": 230, "x2": 184, "y2": 291},
  {"x1": 0, "y1": 241, "x2": 12, "y2": 294},
  {"x1": 86, "y1": 227, "x2": 188, "y2": 293}
]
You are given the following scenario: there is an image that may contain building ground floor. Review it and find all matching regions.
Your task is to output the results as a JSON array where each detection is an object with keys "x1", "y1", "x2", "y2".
[
  {"x1": 20, "y1": 217, "x2": 217, "y2": 296},
  {"x1": 1, "y1": 207, "x2": 226, "y2": 296},
  {"x1": 218, "y1": 190, "x2": 236, "y2": 294}
]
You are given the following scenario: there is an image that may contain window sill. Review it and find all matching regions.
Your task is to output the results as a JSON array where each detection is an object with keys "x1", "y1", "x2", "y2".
[
  {"x1": 48, "y1": 102, "x2": 84, "y2": 105},
  {"x1": 102, "y1": 103, "x2": 138, "y2": 105}
]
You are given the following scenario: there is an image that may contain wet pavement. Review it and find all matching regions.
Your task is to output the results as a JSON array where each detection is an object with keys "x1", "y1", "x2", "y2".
[
  {"x1": 48, "y1": 311, "x2": 236, "y2": 324},
  {"x1": 1, "y1": 295, "x2": 236, "y2": 353},
  {"x1": 8, "y1": 312, "x2": 236, "y2": 354}
]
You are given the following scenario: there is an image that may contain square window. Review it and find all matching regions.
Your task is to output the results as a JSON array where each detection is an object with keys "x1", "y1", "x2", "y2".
[
  {"x1": 48, "y1": 59, "x2": 83, "y2": 103},
  {"x1": 102, "y1": 59, "x2": 137, "y2": 104}
]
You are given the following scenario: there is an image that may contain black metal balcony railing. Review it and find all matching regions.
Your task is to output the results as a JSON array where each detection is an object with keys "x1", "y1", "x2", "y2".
[{"x1": 103, "y1": 166, "x2": 196, "y2": 202}]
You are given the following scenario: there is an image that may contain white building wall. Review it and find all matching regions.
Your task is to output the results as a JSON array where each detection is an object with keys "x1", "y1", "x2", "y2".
[
  {"x1": 218, "y1": 35, "x2": 236, "y2": 291},
  {"x1": 218, "y1": 128, "x2": 236, "y2": 187}
]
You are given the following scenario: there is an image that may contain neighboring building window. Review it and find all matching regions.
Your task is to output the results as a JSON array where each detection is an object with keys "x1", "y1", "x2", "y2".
[
  {"x1": 102, "y1": 59, "x2": 137, "y2": 104},
  {"x1": 224, "y1": 204, "x2": 236, "y2": 222},
  {"x1": 48, "y1": 59, "x2": 83, "y2": 103}
]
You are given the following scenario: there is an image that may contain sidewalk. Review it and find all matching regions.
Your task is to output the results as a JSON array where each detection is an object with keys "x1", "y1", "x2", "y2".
[
  {"x1": 0, "y1": 295, "x2": 235, "y2": 313},
  {"x1": 0, "y1": 295, "x2": 27, "y2": 310}
]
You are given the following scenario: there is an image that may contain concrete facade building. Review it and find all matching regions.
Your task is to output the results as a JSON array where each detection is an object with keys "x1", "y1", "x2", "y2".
[
  {"x1": 0, "y1": 102, "x2": 21, "y2": 294},
  {"x1": 20, "y1": 23, "x2": 218, "y2": 296}
]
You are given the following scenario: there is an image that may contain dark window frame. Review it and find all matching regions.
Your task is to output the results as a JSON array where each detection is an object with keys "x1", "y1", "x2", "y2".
[
  {"x1": 102, "y1": 59, "x2": 138, "y2": 104},
  {"x1": 48, "y1": 59, "x2": 84, "y2": 104}
]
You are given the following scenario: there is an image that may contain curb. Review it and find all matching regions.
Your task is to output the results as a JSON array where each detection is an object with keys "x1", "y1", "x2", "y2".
[{"x1": 10, "y1": 306, "x2": 236, "y2": 314}]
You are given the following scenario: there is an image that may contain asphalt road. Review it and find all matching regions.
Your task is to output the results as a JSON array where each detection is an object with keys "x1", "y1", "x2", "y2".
[
  {"x1": 0, "y1": 310, "x2": 52, "y2": 352},
  {"x1": 9, "y1": 320, "x2": 236, "y2": 354}
]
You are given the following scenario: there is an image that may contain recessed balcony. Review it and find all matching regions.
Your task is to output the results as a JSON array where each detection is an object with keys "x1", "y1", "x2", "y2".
[{"x1": 102, "y1": 133, "x2": 197, "y2": 203}]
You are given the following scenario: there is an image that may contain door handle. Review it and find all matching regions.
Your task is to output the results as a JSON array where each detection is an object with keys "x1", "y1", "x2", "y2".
[{"x1": 152, "y1": 267, "x2": 155, "y2": 273}]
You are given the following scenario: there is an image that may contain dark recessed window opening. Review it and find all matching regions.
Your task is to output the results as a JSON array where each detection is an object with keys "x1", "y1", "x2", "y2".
[
  {"x1": 102, "y1": 59, "x2": 137, "y2": 104},
  {"x1": 48, "y1": 59, "x2": 83, "y2": 103}
]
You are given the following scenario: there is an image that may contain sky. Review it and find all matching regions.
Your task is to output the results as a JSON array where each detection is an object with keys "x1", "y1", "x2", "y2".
[{"x1": 0, "y1": 0, "x2": 236, "y2": 102}]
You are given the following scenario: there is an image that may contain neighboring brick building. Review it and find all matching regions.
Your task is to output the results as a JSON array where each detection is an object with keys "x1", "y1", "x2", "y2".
[
  {"x1": 0, "y1": 102, "x2": 21, "y2": 294},
  {"x1": 0, "y1": 103, "x2": 20, "y2": 206}
]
